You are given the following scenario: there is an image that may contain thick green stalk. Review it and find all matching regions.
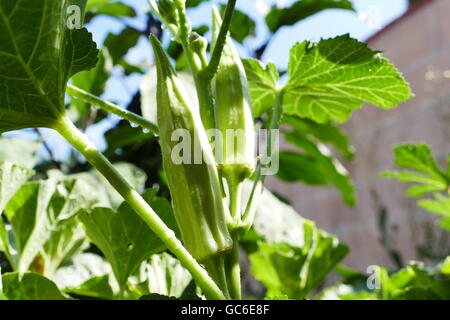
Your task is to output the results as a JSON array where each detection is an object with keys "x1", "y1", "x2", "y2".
[
  {"x1": 241, "y1": 169, "x2": 263, "y2": 232},
  {"x1": 53, "y1": 115, "x2": 226, "y2": 300},
  {"x1": 225, "y1": 233, "x2": 241, "y2": 300},
  {"x1": 66, "y1": 84, "x2": 159, "y2": 135},
  {"x1": 224, "y1": 178, "x2": 243, "y2": 300}
]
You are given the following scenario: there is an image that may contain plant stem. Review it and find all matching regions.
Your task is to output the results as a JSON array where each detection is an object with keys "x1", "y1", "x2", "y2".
[
  {"x1": 173, "y1": 2, "x2": 216, "y2": 132},
  {"x1": 202, "y1": 255, "x2": 230, "y2": 299},
  {"x1": 267, "y1": 91, "x2": 284, "y2": 157},
  {"x1": 228, "y1": 179, "x2": 242, "y2": 223},
  {"x1": 53, "y1": 115, "x2": 226, "y2": 300},
  {"x1": 241, "y1": 168, "x2": 263, "y2": 232},
  {"x1": 225, "y1": 233, "x2": 241, "y2": 300},
  {"x1": 224, "y1": 177, "x2": 243, "y2": 300},
  {"x1": 66, "y1": 84, "x2": 159, "y2": 135},
  {"x1": 203, "y1": 0, "x2": 237, "y2": 81}
]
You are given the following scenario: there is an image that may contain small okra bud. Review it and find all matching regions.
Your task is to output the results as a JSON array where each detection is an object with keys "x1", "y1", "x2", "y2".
[
  {"x1": 211, "y1": 7, "x2": 256, "y2": 184},
  {"x1": 150, "y1": 35, "x2": 232, "y2": 261},
  {"x1": 189, "y1": 32, "x2": 207, "y2": 56},
  {"x1": 157, "y1": 0, "x2": 179, "y2": 25}
]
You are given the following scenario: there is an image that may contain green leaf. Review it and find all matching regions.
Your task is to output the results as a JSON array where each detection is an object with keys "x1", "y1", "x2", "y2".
[
  {"x1": 220, "y1": 5, "x2": 255, "y2": 43},
  {"x1": 0, "y1": 0, "x2": 98, "y2": 133},
  {"x1": 283, "y1": 131, "x2": 356, "y2": 206},
  {"x1": 49, "y1": 162, "x2": 148, "y2": 209},
  {"x1": 94, "y1": 162, "x2": 148, "y2": 208},
  {"x1": 441, "y1": 257, "x2": 450, "y2": 277},
  {"x1": 284, "y1": 35, "x2": 413, "y2": 123},
  {"x1": 0, "y1": 162, "x2": 33, "y2": 214},
  {"x1": 86, "y1": 0, "x2": 112, "y2": 11},
  {"x1": 2, "y1": 272, "x2": 66, "y2": 300},
  {"x1": 247, "y1": 187, "x2": 349, "y2": 298},
  {"x1": 104, "y1": 126, "x2": 155, "y2": 158},
  {"x1": 321, "y1": 260, "x2": 450, "y2": 300},
  {"x1": 266, "y1": 0, "x2": 355, "y2": 33},
  {"x1": 53, "y1": 253, "x2": 114, "y2": 291},
  {"x1": 103, "y1": 27, "x2": 141, "y2": 73},
  {"x1": 265, "y1": 295, "x2": 290, "y2": 300},
  {"x1": 243, "y1": 59, "x2": 280, "y2": 117},
  {"x1": 417, "y1": 194, "x2": 450, "y2": 231},
  {"x1": 250, "y1": 238, "x2": 348, "y2": 299},
  {"x1": 79, "y1": 189, "x2": 179, "y2": 290},
  {"x1": 283, "y1": 116, "x2": 355, "y2": 160},
  {"x1": 41, "y1": 217, "x2": 87, "y2": 277},
  {"x1": 4, "y1": 178, "x2": 97, "y2": 272},
  {"x1": 139, "y1": 293, "x2": 179, "y2": 300},
  {"x1": 87, "y1": 1, "x2": 136, "y2": 19},
  {"x1": 132, "y1": 253, "x2": 193, "y2": 299},
  {"x1": 381, "y1": 143, "x2": 448, "y2": 197},
  {"x1": 317, "y1": 284, "x2": 377, "y2": 300},
  {"x1": 380, "y1": 262, "x2": 450, "y2": 300},
  {"x1": 277, "y1": 151, "x2": 327, "y2": 185},
  {"x1": 65, "y1": 275, "x2": 115, "y2": 299},
  {"x1": 186, "y1": 0, "x2": 210, "y2": 8},
  {"x1": 0, "y1": 138, "x2": 41, "y2": 169}
]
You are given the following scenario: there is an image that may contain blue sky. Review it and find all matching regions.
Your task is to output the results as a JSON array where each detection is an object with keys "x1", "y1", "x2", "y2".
[
  {"x1": 90, "y1": 0, "x2": 408, "y2": 106},
  {"x1": 8, "y1": 0, "x2": 409, "y2": 161}
]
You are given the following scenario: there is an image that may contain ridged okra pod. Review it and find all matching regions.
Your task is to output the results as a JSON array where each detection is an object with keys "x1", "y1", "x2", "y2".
[
  {"x1": 150, "y1": 35, "x2": 232, "y2": 261},
  {"x1": 211, "y1": 7, "x2": 256, "y2": 184}
]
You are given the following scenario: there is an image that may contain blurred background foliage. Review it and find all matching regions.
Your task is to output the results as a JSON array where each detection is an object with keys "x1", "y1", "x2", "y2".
[{"x1": 1, "y1": 0, "x2": 449, "y2": 300}]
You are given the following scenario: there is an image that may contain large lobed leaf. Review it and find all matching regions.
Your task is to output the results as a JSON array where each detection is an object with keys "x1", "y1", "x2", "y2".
[
  {"x1": 0, "y1": 0, "x2": 98, "y2": 133},
  {"x1": 377, "y1": 262, "x2": 450, "y2": 300},
  {"x1": 418, "y1": 194, "x2": 450, "y2": 231},
  {"x1": 4, "y1": 178, "x2": 97, "y2": 273},
  {"x1": 53, "y1": 252, "x2": 116, "y2": 299},
  {"x1": 245, "y1": 186, "x2": 349, "y2": 299},
  {"x1": 280, "y1": 117, "x2": 356, "y2": 206},
  {"x1": 243, "y1": 59, "x2": 280, "y2": 118},
  {"x1": 0, "y1": 161, "x2": 33, "y2": 263},
  {"x1": 283, "y1": 35, "x2": 413, "y2": 123},
  {"x1": 79, "y1": 189, "x2": 179, "y2": 291},
  {"x1": 0, "y1": 162, "x2": 33, "y2": 214},
  {"x1": 131, "y1": 253, "x2": 193, "y2": 299},
  {"x1": 1, "y1": 272, "x2": 66, "y2": 300},
  {"x1": 382, "y1": 143, "x2": 450, "y2": 231},
  {"x1": 382, "y1": 143, "x2": 449, "y2": 197}
]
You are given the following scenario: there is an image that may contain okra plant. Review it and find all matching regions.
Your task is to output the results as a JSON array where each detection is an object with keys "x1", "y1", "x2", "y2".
[{"x1": 0, "y1": 0, "x2": 414, "y2": 300}]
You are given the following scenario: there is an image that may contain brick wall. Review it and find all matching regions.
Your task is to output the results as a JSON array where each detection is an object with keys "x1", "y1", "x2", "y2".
[{"x1": 266, "y1": 0, "x2": 450, "y2": 270}]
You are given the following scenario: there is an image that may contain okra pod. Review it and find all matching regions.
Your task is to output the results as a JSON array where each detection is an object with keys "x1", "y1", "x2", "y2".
[
  {"x1": 211, "y1": 7, "x2": 256, "y2": 184},
  {"x1": 150, "y1": 35, "x2": 232, "y2": 261}
]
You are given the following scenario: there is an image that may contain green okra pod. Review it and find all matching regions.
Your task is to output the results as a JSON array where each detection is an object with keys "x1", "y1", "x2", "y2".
[
  {"x1": 211, "y1": 7, "x2": 256, "y2": 184},
  {"x1": 150, "y1": 35, "x2": 232, "y2": 261}
]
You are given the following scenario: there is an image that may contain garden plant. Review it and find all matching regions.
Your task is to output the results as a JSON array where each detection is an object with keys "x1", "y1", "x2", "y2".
[{"x1": 0, "y1": 0, "x2": 448, "y2": 301}]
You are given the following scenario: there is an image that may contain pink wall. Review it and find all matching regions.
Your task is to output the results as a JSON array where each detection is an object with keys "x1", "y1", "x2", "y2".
[{"x1": 266, "y1": 0, "x2": 450, "y2": 270}]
